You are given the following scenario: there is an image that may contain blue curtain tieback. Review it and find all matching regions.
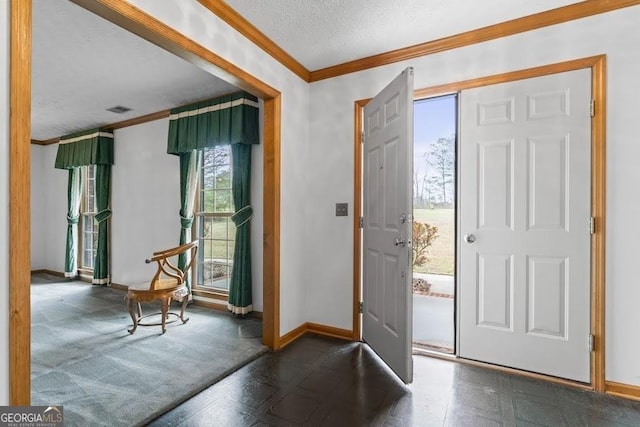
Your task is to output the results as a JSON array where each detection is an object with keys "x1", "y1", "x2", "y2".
[
  {"x1": 231, "y1": 205, "x2": 253, "y2": 227},
  {"x1": 66, "y1": 214, "x2": 80, "y2": 225},
  {"x1": 180, "y1": 212, "x2": 194, "y2": 229},
  {"x1": 95, "y1": 209, "x2": 112, "y2": 223}
]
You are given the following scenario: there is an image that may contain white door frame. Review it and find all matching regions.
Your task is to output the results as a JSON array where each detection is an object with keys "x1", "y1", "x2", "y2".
[{"x1": 353, "y1": 55, "x2": 606, "y2": 391}]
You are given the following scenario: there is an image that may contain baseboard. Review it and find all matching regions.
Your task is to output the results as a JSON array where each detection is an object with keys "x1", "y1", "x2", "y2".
[
  {"x1": 279, "y1": 323, "x2": 308, "y2": 349},
  {"x1": 605, "y1": 381, "x2": 640, "y2": 401},
  {"x1": 278, "y1": 322, "x2": 354, "y2": 350},
  {"x1": 109, "y1": 282, "x2": 128, "y2": 291},
  {"x1": 306, "y1": 322, "x2": 353, "y2": 341},
  {"x1": 31, "y1": 269, "x2": 65, "y2": 277}
]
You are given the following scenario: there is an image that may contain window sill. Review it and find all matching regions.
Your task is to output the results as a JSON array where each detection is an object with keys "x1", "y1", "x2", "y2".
[{"x1": 192, "y1": 288, "x2": 228, "y2": 301}]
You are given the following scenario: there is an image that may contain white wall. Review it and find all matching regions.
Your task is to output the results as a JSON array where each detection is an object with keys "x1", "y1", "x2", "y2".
[
  {"x1": 0, "y1": 0, "x2": 9, "y2": 406},
  {"x1": 42, "y1": 145, "x2": 69, "y2": 273},
  {"x1": 30, "y1": 145, "x2": 46, "y2": 269},
  {"x1": 307, "y1": 7, "x2": 640, "y2": 386},
  {"x1": 110, "y1": 119, "x2": 179, "y2": 285},
  {"x1": 125, "y1": 0, "x2": 310, "y2": 335}
]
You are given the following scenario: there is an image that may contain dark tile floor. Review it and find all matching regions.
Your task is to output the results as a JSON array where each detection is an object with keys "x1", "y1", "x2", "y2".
[{"x1": 149, "y1": 335, "x2": 640, "y2": 426}]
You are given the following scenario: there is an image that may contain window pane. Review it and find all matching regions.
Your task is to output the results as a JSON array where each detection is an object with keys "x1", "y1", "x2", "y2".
[
  {"x1": 215, "y1": 190, "x2": 232, "y2": 213},
  {"x1": 196, "y1": 146, "x2": 235, "y2": 291}
]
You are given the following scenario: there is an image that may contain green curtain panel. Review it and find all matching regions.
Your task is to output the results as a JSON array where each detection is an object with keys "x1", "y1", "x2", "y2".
[
  {"x1": 168, "y1": 91, "x2": 260, "y2": 302},
  {"x1": 228, "y1": 144, "x2": 253, "y2": 315},
  {"x1": 64, "y1": 168, "x2": 82, "y2": 277},
  {"x1": 93, "y1": 164, "x2": 111, "y2": 284},
  {"x1": 178, "y1": 150, "x2": 202, "y2": 292},
  {"x1": 56, "y1": 129, "x2": 114, "y2": 281},
  {"x1": 167, "y1": 91, "x2": 259, "y2": 154}
]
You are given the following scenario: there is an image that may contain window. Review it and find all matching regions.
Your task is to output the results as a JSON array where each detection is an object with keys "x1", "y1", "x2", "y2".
[
  {"x1": 194, "y1": 146, "x2": 235, "y2": 292},
  {"x1": 80, "y1": 165, "x2": 98, "y2": 271}
]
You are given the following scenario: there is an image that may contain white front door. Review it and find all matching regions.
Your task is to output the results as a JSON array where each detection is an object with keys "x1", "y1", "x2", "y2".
[
  {"x1": 362, "y1": 67, "x2": 414, "y2": 384},
  {"x1": 458, "y1": 68, "x2": 592, "y2": 382}
]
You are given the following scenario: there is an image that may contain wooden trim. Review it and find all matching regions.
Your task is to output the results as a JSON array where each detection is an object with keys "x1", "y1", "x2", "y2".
[
  {"x1": 103, "y1": 109, "x2": 169, "y2": 132},
  {"x1": 591, "y1": 55, "x2": 607, "y2": 393},
  {"x1": 30, "y1": 269, "x2": 65, "y2": 278},
  {"x1": 109, "y1": 282, "x2": 128, "y2": 292},
  {"x1": 353, "y1": 55, "x2": 607, "y2": 391},
  {"x1": 192, "y1": 297, "x2": 227, "y2": 312},
  {"x1": 192, "y1": 288, "x2": 228, "y2": 301},
  {"x1": 414, "y1": 55, "x2": 607, "y2": 100},
  {"x1": 605, "y1": 381, "x2": 640, "y2": 401},
  {"x1": 69, "y1": 0, "x2": 279, "y2": 99},
  {"x1": 9, "y1": 0, "x2": 32, "y2": 405},
  {"x1": 310, "y1": 0, "x2": 640, "y2": 82},
  {"x1": 196, "y1": 0, "x2": 310, "y2": 82},
  {"x1": 278, "y1": 322, "x2": 355, "y2": 350},
  {"x1": 263, "y1": 95, "x2": 281, "y2": 350},
  {"x1": 35, "y1": 137, "x2": 60, "y2": 146},
  {"x1": 352, "y1": 99, "x2": 368, "y2": 341},
  {"x1": 307, "y1": 322, "x2": 353, "y2": 341},
  {"x1": 278, "y1": 323, "x2": 307, "y2": 349},
  {"x1": 11, "y1": 0, "x2": 282, "y2": 401}
]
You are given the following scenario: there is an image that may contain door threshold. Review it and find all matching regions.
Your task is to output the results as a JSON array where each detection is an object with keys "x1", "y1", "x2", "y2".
[{"x1": 414, "y1": 350, "x2": 593, "y2": 391}]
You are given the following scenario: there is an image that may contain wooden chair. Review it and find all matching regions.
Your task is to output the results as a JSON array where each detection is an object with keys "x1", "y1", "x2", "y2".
[{"x1": 126, "y1": 241, "x2": 198, "y2": 334}]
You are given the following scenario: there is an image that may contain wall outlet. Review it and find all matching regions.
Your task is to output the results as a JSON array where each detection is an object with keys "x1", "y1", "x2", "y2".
[{"x1": 336, "y1": 203, "x2": 348, "y2": 216}]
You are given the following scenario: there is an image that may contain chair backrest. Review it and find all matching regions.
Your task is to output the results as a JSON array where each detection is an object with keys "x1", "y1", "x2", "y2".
[{"x1": 145, "y1": 241, "x2": 198, "y2": 290}]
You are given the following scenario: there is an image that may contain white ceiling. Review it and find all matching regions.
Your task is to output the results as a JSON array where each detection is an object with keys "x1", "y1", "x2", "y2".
[
  {"x1": 224, "y1": 0, "x2": 579, "y2": 71},
  {"x1": 32, "y1": 0, "x2": 582, "y2": 141},
  {"x1": 32, "y1": 0, "x2": 239, "y2": 141}
]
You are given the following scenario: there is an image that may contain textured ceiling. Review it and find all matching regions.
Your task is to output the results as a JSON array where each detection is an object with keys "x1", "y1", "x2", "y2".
[
  {"x1": 224, "y1": 0, "x2": 579, "y2": 71},
  {"x1": 32, "y1": 0, "x2": 239, "y2": 141}
]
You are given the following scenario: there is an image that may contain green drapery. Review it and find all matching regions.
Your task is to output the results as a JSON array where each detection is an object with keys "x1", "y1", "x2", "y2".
[
  {"x1": 178, "y1": 150, "x2": 202, "y2": 292},
  {"x1": 93, "y1": 165, "x2": 112, "y2": 284},
  {"x1": 168, "y1": 91, "x2": 259, "y2": 311},
  {"x1": 56, "y1": 129, "x2": 114, "y2": 282},
  {"x1": 64, "y1": 168, "x2": 82, "y2": 277},
  {"x1": 228, "y1": 144, "x2": 253, "y2": 315},
  {"x1": 167, "y1": 91, "x2": 259, "y2": 154}
]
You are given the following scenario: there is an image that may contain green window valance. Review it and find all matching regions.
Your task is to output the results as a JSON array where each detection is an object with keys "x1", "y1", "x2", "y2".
[
  {"x1": 55, "y1": 129, "x2": 114, "y2": 169},
  {"x1": 167, "y1": 91, "x2": 259, "y2": 155}
]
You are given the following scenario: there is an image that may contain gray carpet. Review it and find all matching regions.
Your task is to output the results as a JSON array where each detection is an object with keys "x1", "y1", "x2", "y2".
[{"x1": 31, "y1": 273, "x2": 267, "y2": 427}]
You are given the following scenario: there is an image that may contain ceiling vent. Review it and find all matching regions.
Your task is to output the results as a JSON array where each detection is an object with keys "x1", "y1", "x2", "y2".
[{"x1": 106, "y1": 105, "x2": 132, "y2": 114}]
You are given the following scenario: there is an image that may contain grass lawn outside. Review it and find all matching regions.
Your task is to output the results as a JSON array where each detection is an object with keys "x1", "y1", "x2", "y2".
[{"x1": 413, "y1": 208, "x2": 454, "y2": 276}]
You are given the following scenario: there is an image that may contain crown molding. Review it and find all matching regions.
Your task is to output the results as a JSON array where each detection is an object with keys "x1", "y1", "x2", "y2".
[
  {"x1": 305, "y1": 0, "x2": 640, "y2": 82},
  {"x1": 197, "y1": 0, "x2": 311, "y2": 82}
]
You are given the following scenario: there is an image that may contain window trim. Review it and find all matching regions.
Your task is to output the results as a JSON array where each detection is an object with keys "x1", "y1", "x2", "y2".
[{"x1": 79, "y1": 165, "x2": 98, "y2": 272}]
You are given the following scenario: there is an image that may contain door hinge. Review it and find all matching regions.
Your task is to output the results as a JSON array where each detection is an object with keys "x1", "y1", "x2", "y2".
[
  {"x1": 361, "y1": 131, "x2": 365, "y2": 143},
  {"x1": 589, "y1": 334, "x2": 594, "y2": 351},
  {"x1": 360, "y1": 217, "x2": 364, "y2": 228},
  {"x1": 359, "y1": 301, "x2": 363, "y2": 313},
  {"x1": 590, "y1": 99, "x2": 595, "y2": 117},
  {"x1": 590, "y1": 217, "x2": 596, "y2": 234}
]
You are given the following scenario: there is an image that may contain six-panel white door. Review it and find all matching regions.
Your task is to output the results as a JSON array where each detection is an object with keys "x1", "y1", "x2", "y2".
[
  {"x1": 362, "y1": 67, "x2": 414, "y2": 384},
  {"x1": 458, "y1": 69, "x2": 592, "y2": 382}
]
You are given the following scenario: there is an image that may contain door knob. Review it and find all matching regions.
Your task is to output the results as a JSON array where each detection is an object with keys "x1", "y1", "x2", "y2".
[
  {"x1": 464, "y1": 233, "x2": 476, "y2": 243},
  {"x1": 395, "y1": 237, "x2": 406, "y2": 247}
]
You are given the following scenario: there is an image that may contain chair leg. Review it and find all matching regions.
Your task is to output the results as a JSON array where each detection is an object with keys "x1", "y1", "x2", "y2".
[
  {"x1": 137, "y1": 302, "x2": 142, "y2": 318},
  {"x1": 161, "y1": 297, "x2": 169, "y2": 334},
  {"x1": 127, "y1": 299, "x2": 138, "y2": 334},
  {"x1": 180, "y1": 296, "x2": 190, "y2": 324}
]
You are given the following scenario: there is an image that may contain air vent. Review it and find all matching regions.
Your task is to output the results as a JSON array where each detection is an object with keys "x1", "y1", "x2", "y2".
[{"x1": 106, "y1": 105, "x2": 132, "y2": 114}]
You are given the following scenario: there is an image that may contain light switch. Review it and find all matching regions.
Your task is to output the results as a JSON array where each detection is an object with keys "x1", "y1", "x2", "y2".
[{"x1": 336, "y1": 203, "x2": 348, "y2": 216}]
